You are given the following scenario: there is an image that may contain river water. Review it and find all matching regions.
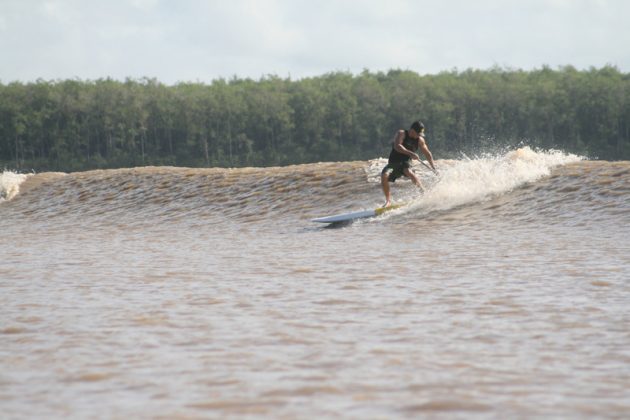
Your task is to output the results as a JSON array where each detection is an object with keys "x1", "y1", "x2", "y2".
[{"x1": 1, "y1": 147, "x2": 629, "y2": 418}]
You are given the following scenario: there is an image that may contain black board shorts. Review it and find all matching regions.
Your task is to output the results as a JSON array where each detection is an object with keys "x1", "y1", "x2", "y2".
[{"x1": 381, "y1": 161, "x2": 411, "y2": 182}]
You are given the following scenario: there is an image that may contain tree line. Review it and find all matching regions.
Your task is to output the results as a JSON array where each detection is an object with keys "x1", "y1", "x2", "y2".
[{"x1": 1, "y1": 66, "x2": 629, "y2": 172}]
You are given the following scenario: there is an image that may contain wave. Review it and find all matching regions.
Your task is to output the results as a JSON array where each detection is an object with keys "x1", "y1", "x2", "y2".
[
  {"x1": 0, "y1": 171, "x2": 28, "y2": 202},
  {"x1": 396, "y1": 146, "x2": 585, "y2": 215},
  {"x1": 1, "y1": 148, "x2": 628, "y2": 228}
]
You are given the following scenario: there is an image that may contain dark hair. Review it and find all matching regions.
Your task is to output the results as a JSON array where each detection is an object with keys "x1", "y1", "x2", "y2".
[{"x1": 411, "y1": 121, "x2": 425, "y2": 132}]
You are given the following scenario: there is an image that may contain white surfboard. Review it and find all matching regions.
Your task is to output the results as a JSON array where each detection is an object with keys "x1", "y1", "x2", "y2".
[{"x1": 312, "y1": 203, "x2": 407, "y2": 224}]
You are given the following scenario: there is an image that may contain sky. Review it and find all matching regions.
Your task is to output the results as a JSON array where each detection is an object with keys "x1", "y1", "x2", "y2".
[{"x1": 1, "y1": 0, "x2": 629, "y2": 84}]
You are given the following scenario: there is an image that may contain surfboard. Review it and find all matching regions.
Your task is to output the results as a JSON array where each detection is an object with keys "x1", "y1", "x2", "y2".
[{"x1": 311, "y1": 203, "x2": 407, "y2": 224}]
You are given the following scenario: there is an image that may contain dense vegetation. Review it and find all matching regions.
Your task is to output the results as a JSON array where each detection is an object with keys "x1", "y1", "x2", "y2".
[{"x1": 1, "y1": 66, "x2": 629, "y2": 172}]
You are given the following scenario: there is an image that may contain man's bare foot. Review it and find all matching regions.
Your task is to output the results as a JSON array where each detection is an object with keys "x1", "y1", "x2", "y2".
[{"x1": 382, "y1": 200, "x2": 391, "y2": 208}]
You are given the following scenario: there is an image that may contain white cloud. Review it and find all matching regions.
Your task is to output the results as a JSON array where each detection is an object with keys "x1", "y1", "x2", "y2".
[{"x1": 1, "y1": 0, "x2": 629, "y2": 84}]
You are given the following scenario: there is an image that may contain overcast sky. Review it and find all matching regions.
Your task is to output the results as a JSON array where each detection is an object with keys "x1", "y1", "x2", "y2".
[{"x1": 1, "y1": 0, "x2": 629, "y2": 84}]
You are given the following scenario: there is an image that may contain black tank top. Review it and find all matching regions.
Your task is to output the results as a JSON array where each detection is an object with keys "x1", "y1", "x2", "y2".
[{"x1": 388, "y1": 130, "x2": 419, "y2": 163}]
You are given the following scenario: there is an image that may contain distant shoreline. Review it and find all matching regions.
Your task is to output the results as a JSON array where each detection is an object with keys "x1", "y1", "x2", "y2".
[{"x1": 2, "y1": 66, "x2": 628, "y2": 172}]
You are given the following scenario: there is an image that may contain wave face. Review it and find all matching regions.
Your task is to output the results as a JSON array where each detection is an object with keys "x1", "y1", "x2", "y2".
[{"x1": 1, "y1": 147, "x2": 627, "y2": 229}]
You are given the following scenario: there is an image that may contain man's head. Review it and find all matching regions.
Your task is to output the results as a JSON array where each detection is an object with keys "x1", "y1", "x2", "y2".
[{"x1": 410, "y1": 121, "x2": 425, "y2": 137}]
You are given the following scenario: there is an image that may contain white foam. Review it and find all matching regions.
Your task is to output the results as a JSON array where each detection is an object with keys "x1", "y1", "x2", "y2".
[
  {"x1": 415, "y1": 147, "x2": 583, "y2": 213},
  {"x1": 0, "y1": 171, "x2": 29, "y2": 202}
]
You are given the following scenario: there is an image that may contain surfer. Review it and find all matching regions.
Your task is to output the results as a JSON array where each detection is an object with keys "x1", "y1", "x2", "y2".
[{"x1": 381, "y1": 121, "x2": 436, "y2": 207}]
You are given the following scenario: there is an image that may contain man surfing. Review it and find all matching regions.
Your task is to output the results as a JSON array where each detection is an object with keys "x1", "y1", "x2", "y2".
[{"x1": 381, "y1": 120, "x2": 436, "y2": 207}]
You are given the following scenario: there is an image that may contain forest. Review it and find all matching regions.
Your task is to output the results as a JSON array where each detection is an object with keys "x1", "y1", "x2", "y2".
[{"x1": 1, "y1": 66, "x2": 629, "y2": 172}]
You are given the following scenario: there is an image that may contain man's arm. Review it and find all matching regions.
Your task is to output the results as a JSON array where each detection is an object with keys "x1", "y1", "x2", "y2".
[{"x1": 393, "y1": 130, "x2": 419, "y2": 159}]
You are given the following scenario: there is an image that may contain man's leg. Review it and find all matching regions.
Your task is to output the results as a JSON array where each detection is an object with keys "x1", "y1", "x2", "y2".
[
  {"x1": 381, "y1": 171, "x2": 392, "y2": 207},
  {"x1": 404, "y1": 168, "x2": 425, "y2": 193}
]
